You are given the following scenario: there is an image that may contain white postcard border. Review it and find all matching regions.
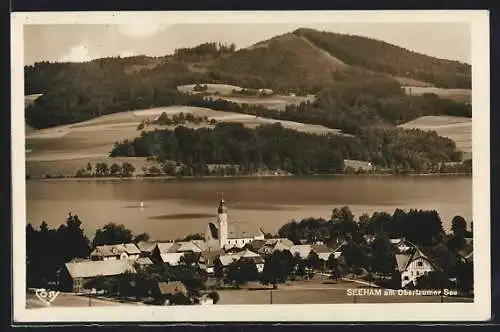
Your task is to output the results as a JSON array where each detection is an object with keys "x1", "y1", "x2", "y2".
[{"x1": 11, "y1": 10, "x2": 491, "y2": 323}]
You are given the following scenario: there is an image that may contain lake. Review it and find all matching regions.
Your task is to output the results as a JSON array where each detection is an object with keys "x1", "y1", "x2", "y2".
[{"x1": 25, "y1": 176, "x2": 472, "y2": 240}]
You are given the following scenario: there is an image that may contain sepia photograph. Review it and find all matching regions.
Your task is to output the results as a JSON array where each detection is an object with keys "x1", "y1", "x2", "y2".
[{"x1": 11, "y1": 10, "x2": 490, "y2": 322}]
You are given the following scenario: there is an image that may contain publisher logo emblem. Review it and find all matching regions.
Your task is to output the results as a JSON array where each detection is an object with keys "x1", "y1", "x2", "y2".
[{"x1": 35, "y1": 289, "x2": 59, "y2": 305}]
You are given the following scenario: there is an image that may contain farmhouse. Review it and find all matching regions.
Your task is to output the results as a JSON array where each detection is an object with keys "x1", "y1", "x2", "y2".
[
  {"x1": 289, "y1": 242, "x2": 340, "y2": 261},
  {"x1": 217, "y1": 249, "x2": 265, "y2": 272},
  {"x1": 62, "y1": 259, "x2": 136, "y2": 293},
  {"x1": 390, "y1": 238, "x2": 413, "y2": 253},
  {"x1": 396, "y1": 248, "x2": 437, "y2": 288},
  {"x1": 90, "y1": 243, "x2": 141, "y2": 261},
  {"x1": 257, "y1": 238, "x2": 294, "y2": 256}
]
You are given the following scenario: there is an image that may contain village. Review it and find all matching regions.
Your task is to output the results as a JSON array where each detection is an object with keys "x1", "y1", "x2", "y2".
[{"x1": 26, "y1": 194, "x2": 474, "y2": 307}]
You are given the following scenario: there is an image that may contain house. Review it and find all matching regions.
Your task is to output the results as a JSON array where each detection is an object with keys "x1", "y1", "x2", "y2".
[
  {"x1": 198, "y1": 250, "x2": 221, "y2": 274},
  {"x1": 136, "y1": 241, "x2": 157, "y2": 257},
  {"x1": 62, "y1": 259, "x2": 136, "y2": 293},
  {"x1": 159, "y1": 253, "x2": 185, "y2": 266},
  {"x1": 199, "y1": 294, "x2": 214, "y2": 305},
  {"x1": 157, "y1": 281, "x2": 188, "y2": 304},
  {"x1": 176, "y1": 241, "x2": 203, "y2": 253},
  {"x1": 90, "y1": 243, "x2": 141, "y2": 261},
  {"x1": 258, "y1": 238, "x2": 294, "y2": 256},
  {"x1": 289, "y1": 244, "x2": 313, "y2": 259},
  {"x1": 217, "y1": 249, "x2": 265, "y2": 272},
  {"x1": 457, "y1": 239, "x2": 473, "y2": 264},
  {"x1": 390, "y1": 238, "x2": 413, "y2": 253},
  {"x1": 205, "y1": 195, "x2": 265, "y2": 247},
  {"x1": 395, "y1": 248, "x2": 437, "y2": 288},
  {"x1": 311, "y1": 243, "x2": 335, "y2": 261},
  {"x1": 258, "y1": 88, "x2": 274, "y2": 95},
  {"x1": 151, "y1": 242, "x2": 178, "y2": 263},
  {"x1": 135, "y1": 257, "x2": 154, "y2": 267}
]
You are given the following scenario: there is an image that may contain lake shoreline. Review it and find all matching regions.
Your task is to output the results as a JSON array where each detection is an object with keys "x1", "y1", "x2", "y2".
[{"x1": 26, "y1": 172, "x2": 472, "y2": 182}]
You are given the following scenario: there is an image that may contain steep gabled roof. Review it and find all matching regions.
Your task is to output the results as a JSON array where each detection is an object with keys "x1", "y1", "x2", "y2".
[
  {"x1": 395, "y1": 254, "x2": 411, "y2": 272},
  {"x1": 218, "y1": 254, "x2": 240, "y2": 267},
  {"x1": 135, "y1": 257, "x2": 154, "y2": 265},
  {"x1": 136, "y1": 241, "x2": 157, "y2": 253},
  {"x1": 160, "y1": 253, "x2": 184, "y2": 265},
  {"x1": 176, "y1": 241, "x2": 203, "y2": 253},
  {"x1": 289, "y1": 245, "x2": 312, "y2": 259},
  {"x1": 395, "y1": 248, "x2": 437, "y2": 272},
  {"x1": 156, "y1": 242, "x2": 177, "y2": 254},
  {"x1": 158, "y1": 281, "x2": 187, "y2": 295},
  {"x1": 227, "y1": 221, "x2": 264, "y2": 239},
  {"x1": 91, "y1": 243, "x2": 141, "y2": 257},
  {"x1": 65, "y1": 259, "x2": 136, "y2": 279}
]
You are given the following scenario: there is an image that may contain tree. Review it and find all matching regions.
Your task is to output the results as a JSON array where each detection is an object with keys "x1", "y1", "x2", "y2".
[
  {"x1": 110, "y1": 163, "x2": 121, "y2": 176},
  {"x1": 58, "y1": 212, "x2": 91, "y2": 263},
  {"x1": 305, "y1": 251, "x2": 323, "y2": 271},
  {"x1": 213, "y1": 258, "x2": 224, "y2": 282},
  {"x1": 133, "y1": 232, "x2": 150, "y2": 244},
  {"x1": 226, "y1": 258, "x2": 259, "y2": 287},
  {"x1": 261, "y1": 251, "x2": 293, "y2": 289},
  {"x1": 95, "y1": 162, "x2": 109, "y2": 176},
  {"x1": 207, "y1": 291, "x2": 220, "y2": 304},
  {"x1": 371, "y1": 235, "x2": 395, "y2": 275},
  {"x1": 179, "y1": 252, "x2": 200, "y2": 268},
  {"x1": 86, "y1": 162, "x2": 92, "y2": 172},
  {"x1": 121, "y1": 162, "x2": 136, "y2": 177},
  {"x1": 292, "y1": 252, "x2": 307, "y2": 277},
  {"x1": 342, "y1": 243, "x2": 367, "y2": 274},
  {"x1": 450, "y1": 215, "x2": 467, "y2": 250},
  {"x1": 92, "y1": 223, "x2": 134, "y2": 247},
  {"x1": 456, "y1": 261, "x2": 473, "y2": 293},
  {"x1": 327, "y1": 254, "x2": 343, "y2": 281}
]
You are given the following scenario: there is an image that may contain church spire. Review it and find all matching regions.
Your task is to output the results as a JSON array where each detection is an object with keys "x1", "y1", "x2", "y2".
[{"x1": 218, "y1": 192, "x2": 227, "y2": 214}]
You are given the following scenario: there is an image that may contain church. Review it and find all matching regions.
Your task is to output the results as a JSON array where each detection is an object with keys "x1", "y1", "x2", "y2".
[{"x1": 204, "y1": 194, "x2": 265, "y2": 249}]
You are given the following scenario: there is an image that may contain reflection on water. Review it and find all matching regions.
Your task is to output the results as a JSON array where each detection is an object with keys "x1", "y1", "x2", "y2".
[
  {"x1": 26, "y1": 176, "x2": 472, "y2": 241},
  {"x1": 149, "y1": 213, "x2": 216, "y2": 220}
]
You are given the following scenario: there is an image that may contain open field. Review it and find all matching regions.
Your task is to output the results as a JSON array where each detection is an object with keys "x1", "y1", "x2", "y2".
[
  {"x1": 344, "y1": 159, "x2": 373, "y2": 171},
  {"x1": 177, "y1": 83, "x2": 316, "y2": 110},
  {"x1": 403, "y1": 86, "x2": 471, "y2": 103},
  {"x1": 217, "y1": 277, "x2": 471, "y2": 305},
  {"x1": 398, "y1": 116, "x2": 472, "y2": 158},
  {"x1": 394, "y1": 77, "x2": 433, "y2": 87},
  {"x1": 212, "y1": 94, "x2": 316, "y2": 111},
  {"x1": 177, "y1": 83, "x2": 244, "y2": 95},
  {"x1": 25, "y1": 104, "x2": 343, "y2": 177}
]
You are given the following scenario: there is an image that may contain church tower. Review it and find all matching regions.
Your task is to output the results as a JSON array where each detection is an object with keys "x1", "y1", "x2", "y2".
[{"x1": 217, "y1": 193, "x2": 228, "y2": 247}]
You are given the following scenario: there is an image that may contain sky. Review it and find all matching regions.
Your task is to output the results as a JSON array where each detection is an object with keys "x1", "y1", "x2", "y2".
[{"x1": 24, "y1": 22, "x2": 471, "y2": 66}]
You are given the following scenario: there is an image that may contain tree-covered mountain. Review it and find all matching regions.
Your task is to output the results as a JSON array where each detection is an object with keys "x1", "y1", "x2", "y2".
[
  {"x1": 25, "y1": 28, "x2": 471, "y2": 130},
  {"x1": 293, "y1": 28, "x2": 471, "y2": 89}
]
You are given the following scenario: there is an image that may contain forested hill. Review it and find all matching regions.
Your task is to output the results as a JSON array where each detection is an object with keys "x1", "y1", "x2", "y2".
[
  {"x1": 293, "y1": 28, "x2": 471, "y2": 89},
  {"x1": 25, "y1": 29, "x2": 471, "y2": 129}
]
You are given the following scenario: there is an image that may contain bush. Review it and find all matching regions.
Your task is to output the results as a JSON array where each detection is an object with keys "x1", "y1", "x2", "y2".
[{"x1": 207, "y1": 291, "x2": 220, "y2": 304}]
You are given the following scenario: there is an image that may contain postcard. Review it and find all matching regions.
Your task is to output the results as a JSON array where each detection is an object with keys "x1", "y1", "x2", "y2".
[{"x1": 11, "y1": 10, "x2": 490, "y2": 323}]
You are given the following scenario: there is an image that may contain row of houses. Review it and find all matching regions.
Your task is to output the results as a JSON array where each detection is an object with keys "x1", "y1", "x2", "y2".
[
  {"x1": 61, "y1": 235, "x2": 473, "y2": 293},
  {"x1": 61, "y1": 237, "x2": 345, "y2": 293},
  {"x1": 60, "y1": 197, "x2": 473, "y2": 293}
]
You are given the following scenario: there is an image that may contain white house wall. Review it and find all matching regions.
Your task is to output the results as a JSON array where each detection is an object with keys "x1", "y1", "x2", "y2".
[{"x1": 401, "y1": 257, "x2": 435, "y2": 288}]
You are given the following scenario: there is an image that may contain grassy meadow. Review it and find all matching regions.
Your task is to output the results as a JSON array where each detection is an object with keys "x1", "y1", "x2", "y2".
[
  {"x1": 398, "y1": 116, "x2": 472, "y2": 159},
  {"x1": 25, "y1": 104, "x2": 342, "y2": 178}
]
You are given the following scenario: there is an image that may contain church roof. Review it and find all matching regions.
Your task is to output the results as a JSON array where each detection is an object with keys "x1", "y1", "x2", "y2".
[{"x1": 227, "y1": 221, "x2": 264, "y2": 239}]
